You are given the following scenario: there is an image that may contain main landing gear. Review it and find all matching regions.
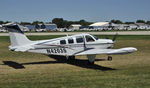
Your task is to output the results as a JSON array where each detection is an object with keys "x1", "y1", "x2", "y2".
[
  {"x1": 67, "y1": 56, "x2": 75, "y2": 61},
  {"x1": 108, "y1": 56, "x2": 112, "y2": 61}
]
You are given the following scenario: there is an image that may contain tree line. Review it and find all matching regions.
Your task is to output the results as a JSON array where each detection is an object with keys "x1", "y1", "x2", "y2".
[
  {"x1": 110, "y1": 19, "x2": 150, "y2": 24},
  {"x1": 52, "y1": 18, "x2": 92, "y2": 28},
  {"x1": 0, "y1": 18, "x2": 150, "y2": 28}
]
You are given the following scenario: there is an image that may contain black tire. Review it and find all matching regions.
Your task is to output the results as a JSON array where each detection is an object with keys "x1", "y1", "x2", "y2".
[
  {"x1": 108, "y1": 56, "x2": 112, "y2": 61},
  {"x1": 68, "y1": 56, "x2": 75, "y2": 61},
  {"x1": 88, "y1": 61, "x2": 94, "y2": 65}
]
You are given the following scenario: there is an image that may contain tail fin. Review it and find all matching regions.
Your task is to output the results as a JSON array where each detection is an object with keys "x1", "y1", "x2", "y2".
[{"x1": 4, "y1": 23, "x2": 32, "y2": 47}]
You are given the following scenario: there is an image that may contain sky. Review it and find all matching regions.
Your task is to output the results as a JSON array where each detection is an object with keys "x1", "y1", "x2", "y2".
[{"x1": 0, "y1": 0, "x2": 150, "y2": 22}]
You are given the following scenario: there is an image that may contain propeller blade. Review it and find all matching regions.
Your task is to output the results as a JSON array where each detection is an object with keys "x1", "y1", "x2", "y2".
[
  {"x1": 83, "y1": 36, "x2": 86, "y2": 49},
  {"x1": 112, "y1": 33, "x2": 118, "y2": 42}
]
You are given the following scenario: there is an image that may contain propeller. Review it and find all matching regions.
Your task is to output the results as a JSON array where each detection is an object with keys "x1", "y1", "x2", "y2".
[
  {"x1": 112, "y1": 33, "x2": 118, "y2": 42},
  {"x1": 83, "y1": 35, "x2": 87, "y2": 50}
]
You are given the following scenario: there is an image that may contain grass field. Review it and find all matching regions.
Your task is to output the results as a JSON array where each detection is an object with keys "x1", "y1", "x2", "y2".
[{"x1": 0, "y1": 35, "x2": 150, "y2": 88}]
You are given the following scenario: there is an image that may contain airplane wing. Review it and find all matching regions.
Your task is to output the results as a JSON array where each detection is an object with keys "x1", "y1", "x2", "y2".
[{"x1": 75, "y1": 47, "x2": 137, "y2": 56}]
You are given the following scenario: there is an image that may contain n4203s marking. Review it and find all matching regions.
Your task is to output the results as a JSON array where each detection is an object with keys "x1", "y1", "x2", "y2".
[{"x1": 47, "y1": 48, "x2": 67, "y2": 54}]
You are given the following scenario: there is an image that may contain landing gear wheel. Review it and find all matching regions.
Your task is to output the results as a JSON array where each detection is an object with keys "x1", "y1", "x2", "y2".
[
  {"x1": 68, "y1": 56, "x2": 75, "y2": 61},
  {"x1": 108, "y1": 56, "x2": 112, "y2": 61},
  {"x1": 88, "y1": 61, "x2": 94, "y2": 65}
]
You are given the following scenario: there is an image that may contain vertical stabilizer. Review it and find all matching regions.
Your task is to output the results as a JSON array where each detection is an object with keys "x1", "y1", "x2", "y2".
[{"x1": 4, "y1": 23, "x2": 32, "y2": 47}]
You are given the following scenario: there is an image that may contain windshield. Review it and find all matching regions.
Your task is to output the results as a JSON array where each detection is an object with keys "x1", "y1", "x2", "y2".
[
  {"x1": 91, "y1": 35, "x2": 98, "y2": 40},
  {"x1": 85, "y1": 35, "x2": 95, "y2": 42}
]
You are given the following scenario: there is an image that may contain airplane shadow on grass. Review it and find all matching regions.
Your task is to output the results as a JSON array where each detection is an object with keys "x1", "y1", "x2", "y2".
[{"x1": 2, "y1": 55, "x2": 115, "y2": 71}]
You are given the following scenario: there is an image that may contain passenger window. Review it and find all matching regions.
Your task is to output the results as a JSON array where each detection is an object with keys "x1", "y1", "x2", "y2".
[
  {"x1": 60, "y1": 40, "x2": 66, "y2": 44},
  {"x1": 85, "y1": 35, "x2": 95, "y2": 42},
  {"x1": 76, "y1": 36, "x2": 83, "y2": 43},
  {"x1": 68, "y1": 38, "x2": 74, "y2": 44}
]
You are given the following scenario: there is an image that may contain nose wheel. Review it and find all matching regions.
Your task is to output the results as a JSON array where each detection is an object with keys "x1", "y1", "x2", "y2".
[
  {"x1": 88, "y1": 61, "x2": 94, "y2": 65},
  {"x1": 108, "y1": 56, "x2": 112, "y2": 61}
]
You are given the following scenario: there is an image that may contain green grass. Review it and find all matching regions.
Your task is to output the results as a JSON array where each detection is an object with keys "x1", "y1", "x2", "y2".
[{"x1": 0, "y1": 35, "x2": 150, "y2": 88}]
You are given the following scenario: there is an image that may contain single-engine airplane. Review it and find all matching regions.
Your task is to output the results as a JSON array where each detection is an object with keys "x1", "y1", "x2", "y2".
[{"x1": 4, "y1": 23, "x2": 137, "y2": 64}]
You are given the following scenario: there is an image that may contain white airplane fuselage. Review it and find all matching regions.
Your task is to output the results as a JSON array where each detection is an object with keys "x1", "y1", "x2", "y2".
[{"x1": 27, "y1": 34, "x2": 114, "y2": 56}]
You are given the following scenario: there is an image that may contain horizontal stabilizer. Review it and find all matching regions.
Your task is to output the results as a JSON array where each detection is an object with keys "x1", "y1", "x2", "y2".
[{"x1": 9, "y1": 46, "x2": 34, "y2": 52}]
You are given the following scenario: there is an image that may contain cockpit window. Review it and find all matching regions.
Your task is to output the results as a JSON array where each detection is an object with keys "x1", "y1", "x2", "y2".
[
  {"x1": 85, "y1": 35, "x2": 95, "y2": 42},
  {"x1": 76, "y1": 36, "x2": 83, "y2": 43},
  {"x1": 68, "y1": 38, "x2": 74, "y2": 44}
]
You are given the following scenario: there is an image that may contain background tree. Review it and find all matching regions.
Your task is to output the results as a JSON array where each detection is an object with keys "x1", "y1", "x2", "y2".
[
  {"x1": 111, "y1": 20, "x2": 123, "y2": 24},
  {"x1": 52, "y1": 18, "x2": 93, "y2": 28},
  {"x1": 66, "y1": 21, "x2": 74, "y2": 28},
  {"x1": 3, "y1": 21, "x2": 11, "y2": 24},
  {"x1": 32, "y1": 21, "x2": 43, "y2": 25},
  {"x1": 20, "y1": 22, "x2": 32, "y2": 25},
  {"x1": 79, "y1": 19, "x2": 92, "y2": 26},
  {"x1": 146, "y1": 21, "x2": 150, "y2": 24},
  {"x1": 124, "y1": 22, "x2": 135, "y2": 24},
  {"x1": 62, "y1": 20, "x2": 68, "y2": 28},
  {"x1": 136, "y1": 20, "x2": 145, "y2": 23},
  {"x1": 0, "y1": 21, "x2": 4, "y2": 24},
  {"x1": 52, "y1": 18, "x2": 64, "y2": 28}
]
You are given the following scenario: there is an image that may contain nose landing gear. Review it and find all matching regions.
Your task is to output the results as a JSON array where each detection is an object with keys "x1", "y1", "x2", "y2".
[{"x1": 88, "y1": 60, "x2": 94, "y2": 65}]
